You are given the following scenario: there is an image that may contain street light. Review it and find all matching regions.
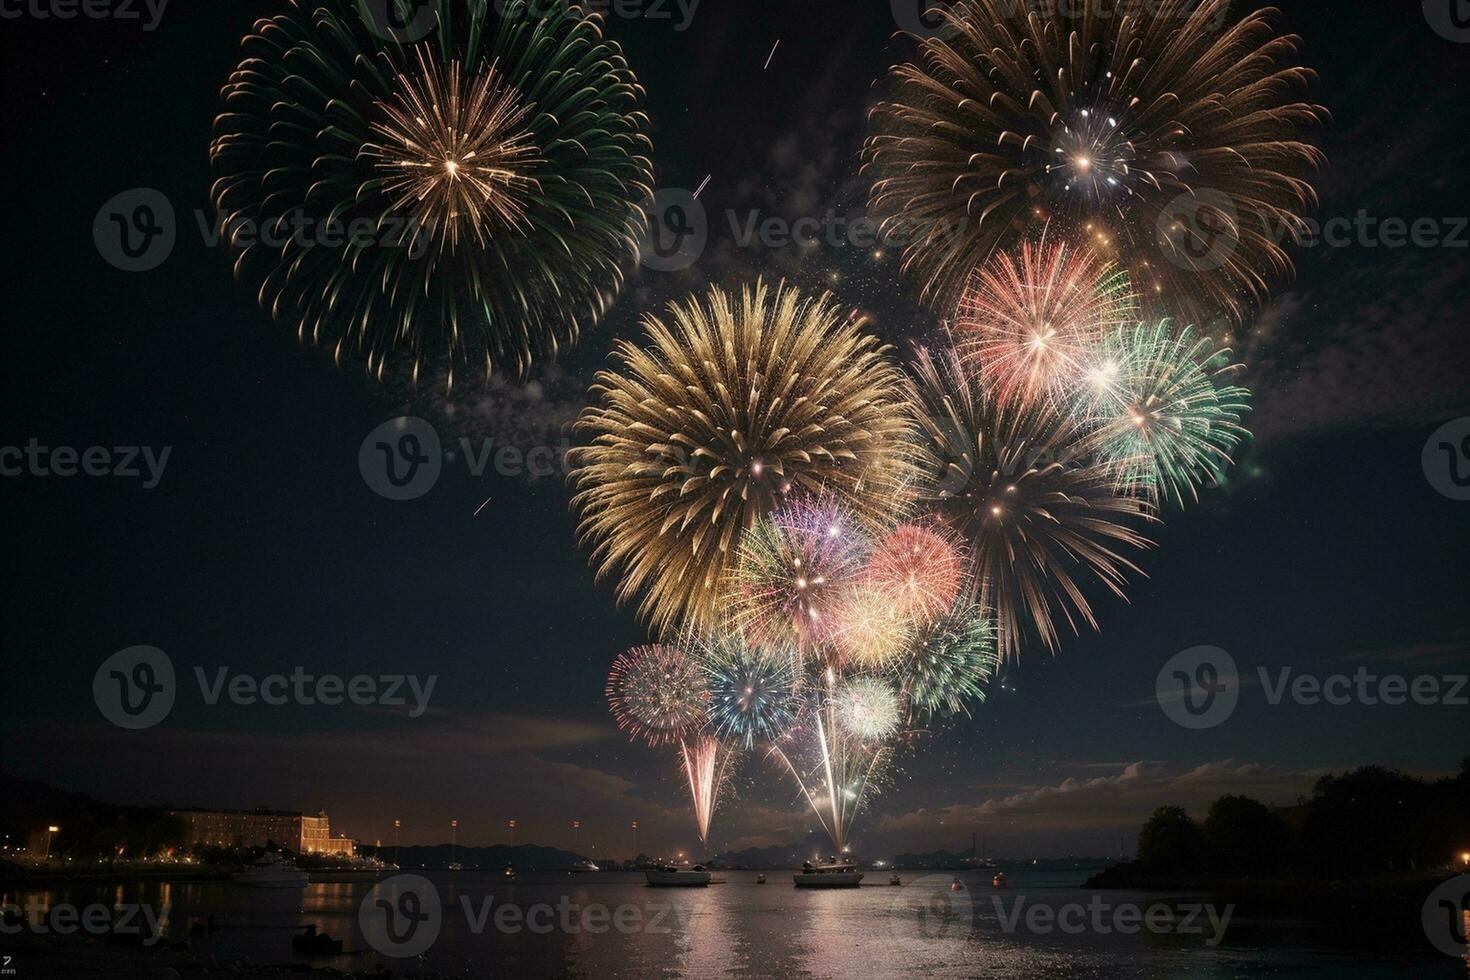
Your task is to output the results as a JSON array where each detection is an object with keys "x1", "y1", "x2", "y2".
[{"x1": 44, "y1": 826, "x2": 59, "y2": 860}]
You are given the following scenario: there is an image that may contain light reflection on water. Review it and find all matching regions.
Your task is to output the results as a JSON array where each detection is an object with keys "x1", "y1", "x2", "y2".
[{"x1": 3, "y1": 870, "x2": 1465, "y2": 978}]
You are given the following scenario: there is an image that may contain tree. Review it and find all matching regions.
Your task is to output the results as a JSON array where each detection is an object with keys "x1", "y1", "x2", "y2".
[
  {"x1": 1203, "y1": 795, "x2": 1290, "y2": 876},
  {"x1": 1137, "y1": 805, "x2": 1204, "y2": 875}
]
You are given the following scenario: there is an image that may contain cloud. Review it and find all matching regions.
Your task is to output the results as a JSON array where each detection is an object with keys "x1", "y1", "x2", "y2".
[{"x1": 878, "y1": 760, "x2": 1327, "y2": 836}]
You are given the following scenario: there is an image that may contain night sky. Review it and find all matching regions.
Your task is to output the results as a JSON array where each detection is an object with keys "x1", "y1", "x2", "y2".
[{"x1": 2, "y1": 1, "x2": 1467, "y2": 861}]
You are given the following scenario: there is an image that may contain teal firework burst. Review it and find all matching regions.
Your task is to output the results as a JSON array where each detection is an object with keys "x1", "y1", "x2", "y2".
[
  {"x1": 899, "y1": 601, "x2": 997, "y2": 720},
  {"x1": 695, "y1": 635, "x2": 801, "y2": 749},
  {"x1": 1081, "y1": 323, "x2": 1252, "y2": 508},
  {"x1": 211, "y1": 0, "x2": 653, "y2": 388}
]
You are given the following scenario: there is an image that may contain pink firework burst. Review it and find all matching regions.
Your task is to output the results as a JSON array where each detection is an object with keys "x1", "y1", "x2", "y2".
[
  {"x1": 863, "y1": 523, "x2": 965, "y2": 627},
  {"x1": 606, "y1": 644, "x2": 708, "y2": 747},
  {"x1": 724, "y1": 495, "x2": 872, "y2": 655},
  {"x1": 954, "y1": 238, "x2": 1136, "y2": 407}
]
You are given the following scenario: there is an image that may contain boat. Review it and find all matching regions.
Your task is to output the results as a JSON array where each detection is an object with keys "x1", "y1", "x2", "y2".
[
  {"x1": 992, "y1": 871, "x2": 1008, "y2": 888},
  {"x1": 231, "y1": 854, "x2": 309, "y2": 888},
  {"x1": 569, "y1": 859, "x2": 600, "y2": 873},
  {"x1": 756, "y1": 873, "x2": 766, "y2": 884},
  {"x1": 645, "y1": 864, "x2": 711, "y2": 887},
  {"x1": 889, "y1": 873, "x2": 902, "y2": 886},
  {"x1": 292, "y1": 924, "x2": 343, "y2": 955},
  {"x1": 447, "y1": 862, "x2": 464, "y2": 871},
  {"x1": 503, "y1": 866, "x2": 517, "y2": 881},
  {"x1": 793, "y1": 859, "x2": 863, "y2": 888}
]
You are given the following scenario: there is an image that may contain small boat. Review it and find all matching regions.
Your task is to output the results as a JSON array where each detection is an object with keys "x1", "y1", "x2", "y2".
[
  {"x1": 756, "y1": 873, "x2": 766, "y2": 884},
  {"x1": 645, "y1": 864, "x2": 711, "y2": 887},
  {"x1": 793, "y1": 859, "x2": 863, "y2": 888},
  {"x1": 503, "y1": 865, "x2": 517, "y2": 881},
  {"x1": 292, "y1": 924, "x2": 343, "y2": 955},
  {"x1": 992, "y1": 871, "x2": 1008, "y2": 888},
  {"x1": 231, "y1": 854, "x2": 309, "y2": 888},
  {"x1": 569, "y1": 859, "x2": 600, "y2": 873},
  {"x1": 889, "y1": 873, "x2": 902, "y2": 886}
]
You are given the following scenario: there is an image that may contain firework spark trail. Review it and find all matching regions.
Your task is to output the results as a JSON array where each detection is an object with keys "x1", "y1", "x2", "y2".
[
  {"x1": 680, "y1": 734, "x2": 734, "y2": 847},
  {"x1": 763, "y1": 40, "x2": 780, "y2": 70},
  {"x1": 768, "y1": 680, "x2": 893, "y2": 853}
]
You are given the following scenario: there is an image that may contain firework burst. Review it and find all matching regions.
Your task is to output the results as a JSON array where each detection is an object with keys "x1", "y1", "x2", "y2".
[
  {"x1": 864, "y1": 0, "x2": 1327, "y2": 322},
  {"x1": 899, "y1": 601, "x2": 998, "y2": 720},
  {"x1": 211, "y1": 0, "x2": 653, "y2": 387},
  {"x1": 696, "y1": 634, "x2": 801, "y2": 749},
  {"x1": 606, "y1": 644, "x2": 707, "y2": 747},
  {"x1": 571, "y1": 281, "x2": 915, "y2": 635},
  {"x1": 909, "y1": 344, "x2": 1152, "y2": 660},
  {"x1": 367, "y1": 48, "x2": 540, "y2": 252},
  {"x1": 835, "y1": 676, "x2": 901, "y2": 743},
  {"x1": 723, "y1": 495, "x2": 873, "y2": 655},
  {"x1": 955, "y1": 239, "x2": 1136, "y2": 406},
  {"x1": 863, "y1": 522, "x2": 966, "y2": 628},
  {"x1": 1081, "y1": 322, "x2": 1252, "y2": 508}
]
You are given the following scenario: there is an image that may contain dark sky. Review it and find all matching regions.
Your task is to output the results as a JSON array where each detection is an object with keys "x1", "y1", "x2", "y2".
[{"x1": 2, "y1": 1, "x2": 1467, "y2": 860}]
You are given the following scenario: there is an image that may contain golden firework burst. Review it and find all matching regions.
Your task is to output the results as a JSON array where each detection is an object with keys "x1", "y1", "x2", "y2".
[
  {"x1": 367, "y1": 48, "x2": 541, "y2": 252},
  {"x1": 571, "y1": 280, "x2": 918, "y2": 636}
]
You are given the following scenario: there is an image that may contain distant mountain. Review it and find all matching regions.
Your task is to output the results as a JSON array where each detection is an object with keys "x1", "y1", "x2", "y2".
[{"x1": 359, "y1": 843, "x2": 593, "y2": 871}]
